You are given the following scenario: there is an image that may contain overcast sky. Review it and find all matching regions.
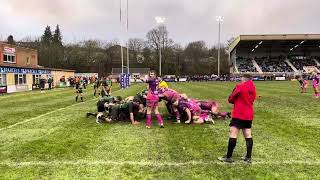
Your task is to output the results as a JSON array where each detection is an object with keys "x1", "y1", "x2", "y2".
[{"x1": 0, "y1": 0, "x2": 319, "y2": 46}]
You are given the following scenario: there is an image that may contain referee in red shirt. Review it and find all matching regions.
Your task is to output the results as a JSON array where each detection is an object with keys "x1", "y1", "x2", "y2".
[{"x1": 219, "y1": 74, "x2": 256, "y2": 163}]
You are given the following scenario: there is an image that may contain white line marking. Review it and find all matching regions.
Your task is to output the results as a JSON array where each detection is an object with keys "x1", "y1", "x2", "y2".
[
  {"x1": 1, "y1": 160, "x2": 320, "y2": 167},
  {"x1": 0, "y1": 89, "x2": 122, "y2": 132}
]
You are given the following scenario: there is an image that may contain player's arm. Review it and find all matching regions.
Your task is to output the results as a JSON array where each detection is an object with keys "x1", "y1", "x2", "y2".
[
  {"x1": 157, "y1": 93, "x2": 165, "y2": 98},
  {"x1": 228, "y1": 86, "x2": 241, "y2": 104},
  {"x1": 108, "y1": 81, "x2": 112, "y2": 89},
  {"x1": 108, "y1": 84, "x2": 112, "y2": 94},
  {"x1": 142, "y1": 90, "x2": 148, "y2": 98},
  {"x1": 250, "y1": 86, "x2": 257, "y2": 103},
  {"x1": 102, "y1": 86, "x2": 108, "y2": 94},
  {"x1": 129, "y1": 112, "x2": 135, "y2": 124},
  {"x1": 185, "y1": 108, "x2": 192, "y2": 122},
  {"x1": 128, "y1": 103, "x2": 138, "y2": 125}
]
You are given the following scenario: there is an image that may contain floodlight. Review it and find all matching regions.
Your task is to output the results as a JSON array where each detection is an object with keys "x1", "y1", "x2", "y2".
[
  {"x1": 216, "y1": 16, "x2": 224, "y2": 22},
  {"x1": 155, "y1": 16, "x2": 166, "y2": 24}
]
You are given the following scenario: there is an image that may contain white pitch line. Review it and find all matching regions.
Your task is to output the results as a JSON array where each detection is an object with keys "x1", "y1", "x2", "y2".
[
  {"x1": 1, "y1": 160, "x2": 320, "y2": 167},
  {"x1": 0, "y1": 89, "x2": 122, "y2": 132}
]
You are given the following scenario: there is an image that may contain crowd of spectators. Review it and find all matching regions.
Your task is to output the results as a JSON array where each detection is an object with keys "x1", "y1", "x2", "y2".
[
  {"x1": 255, "y1": 56, "x2": 293, "y2": 73},
  {"x1": 59, "y1": 76, "x2": 95, "y2": 88},
  {"x1": 236, "y1": 57, "x2": 257, "y2": 72},
  {"x1": 290, "y1": 58, "x2": 317, "y2": 71}
]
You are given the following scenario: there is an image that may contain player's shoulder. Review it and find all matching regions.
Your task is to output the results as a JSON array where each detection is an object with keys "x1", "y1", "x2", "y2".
[{"x1": 235, "y1": 83, "x2": 243, "y2": 88}]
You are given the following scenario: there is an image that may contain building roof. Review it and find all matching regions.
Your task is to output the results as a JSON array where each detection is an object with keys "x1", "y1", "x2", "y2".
[
  {"x1": 0, "y1": 42, "x2": 37, "y2": 52},
  {"x1": 229, "y1": 34, "x2": 320, "y2": 53}
]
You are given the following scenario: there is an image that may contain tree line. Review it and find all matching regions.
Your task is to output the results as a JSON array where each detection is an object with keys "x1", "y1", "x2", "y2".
[{"x1": 9, "y1": 25, "x2": 230, "y2": 76}]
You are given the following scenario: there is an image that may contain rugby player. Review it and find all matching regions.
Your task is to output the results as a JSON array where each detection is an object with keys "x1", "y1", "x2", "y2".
[
  {"x1": 75, "y1": 87, "x2": 84, "y2": 102},
  {"x1": 145, "y1": 70, "x2": 164, "y2": 128}
]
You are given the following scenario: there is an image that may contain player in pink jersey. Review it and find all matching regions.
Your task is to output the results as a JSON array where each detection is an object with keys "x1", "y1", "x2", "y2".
[
  {"x1": 145, "y1": 70, "x2": 164, "y2": 128},
  {"x1": 296, "y1": 75, "x2": 308, "y2": 94},
  {"x1": 177, "y1": 98, "x2": 213, "y2": 124},
  {"x1": 312, "y1": 73, "x2": 320, "y2": 98},
  {"x1": 196, "y1": 100, "x2": 231, "y2": 120},
  {"x1": 158, "y1": 87, "x2": 181, "y2": 123}
]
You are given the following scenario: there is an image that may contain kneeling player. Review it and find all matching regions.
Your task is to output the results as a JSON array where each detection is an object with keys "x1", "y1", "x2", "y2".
[
  {"x1": 86, "y1": 96, "x2": 122, "y2": 123},
  {"x1": 108, "y1": 101, "x2": 140, "y2": 125},
  {"x1": 158, "y1": 87, "x2": 181, "y2": 123},
  {"x1": 177, "y1": 98, "x2": 213, "y2": 124},
  {"x1": 197, "y1": 100, "x2": 231, "y2": 120},
  {"x1": 125, "y1": 89, "x2": 148, "y2": 113}
]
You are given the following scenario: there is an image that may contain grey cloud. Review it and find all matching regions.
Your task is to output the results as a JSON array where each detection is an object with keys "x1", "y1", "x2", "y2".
[{"x1": 0, "y1": 0, "x2": 319, "y2": 46}]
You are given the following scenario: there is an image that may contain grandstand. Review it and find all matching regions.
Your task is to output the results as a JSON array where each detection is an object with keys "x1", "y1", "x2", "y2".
[{"x1": 229, "y1": 34, "x2": 320, "y2": 77}]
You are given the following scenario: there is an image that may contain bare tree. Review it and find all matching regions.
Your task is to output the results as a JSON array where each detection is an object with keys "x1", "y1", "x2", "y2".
[
  {"x1": 128, "y1": 38, "x2": 145, "y2": 53},
  {"x1": 146, "y1": 25, "x2": 174, "y2": 74},
  {"x1": 146, "y1": 25, "x2": 173, "y2": 51}
]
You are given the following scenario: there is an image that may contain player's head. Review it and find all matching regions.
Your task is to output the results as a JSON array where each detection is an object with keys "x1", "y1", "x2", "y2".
[
  {"x1": 149, "y1": 70, "x2": 156, "y2": 78},
  {"x1": 115, "y1": 96, "x2": 122, "y2": 102},
  {"x1": 180, "y1": 94, "x2": 188, "y2": 100},
  {"x1": 241, "y1": 74, "x2": 252, "y2": 82},
  {"x1": 158, "y1": 81, "x2": 168, "y2": 90},
  {"x1": 173, "y1": 98, "x2": 180, "y2": 106}
]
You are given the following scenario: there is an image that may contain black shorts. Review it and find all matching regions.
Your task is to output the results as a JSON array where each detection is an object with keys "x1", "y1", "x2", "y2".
[
  {"x1": 97, "y1": 101, "x2": 106, "y2": 112},
  {"x1": 109, "y1": 107, "x2": 119, "y2": 120},
  {"x1": 229, "y1": 118, "x2": 252, "y2": 129}
]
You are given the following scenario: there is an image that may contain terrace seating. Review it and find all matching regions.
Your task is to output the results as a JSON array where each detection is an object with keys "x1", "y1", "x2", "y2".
[
  {"x1": 290, "y1": 59, "x2": 317, "y2": 71},
  {"x1": 255, "y1": 56, "x2": 293, "y2": 73},
  {"x1": 236, "y1": 57, "x2": 257, "y2": 72}
]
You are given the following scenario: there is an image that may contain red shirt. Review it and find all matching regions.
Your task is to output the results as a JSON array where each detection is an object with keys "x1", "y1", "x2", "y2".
[{"x1": 228, "y1": 80, "x2": 256, "y2": 121}]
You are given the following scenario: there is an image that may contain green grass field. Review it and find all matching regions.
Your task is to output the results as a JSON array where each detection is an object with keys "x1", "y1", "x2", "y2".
[{"x1": 1, "y1": 82, "x2": 320, "y2": 179}]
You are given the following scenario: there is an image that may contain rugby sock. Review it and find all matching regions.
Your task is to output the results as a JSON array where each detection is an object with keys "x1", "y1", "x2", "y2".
[
  {"x1": 226, "y1": 138, "x2": 237, "y2": 158},
  {"x1": 81, "y1": 97, "x2": 83, "y2": 101},
  {"x1": 245, "y1": 138, "x2": 253, "y2": 158},
  {"x1": 87, "y1": 112, "x2": 97, "y2": 117},
  {"x1": 146, "y1": 114, "x2": 151, "y2": 126},
  {"x1": 156, "y1": 114, "x2": 163, "y2": 125},
  {"x1": 76, "y1": 96, "x2": 78, "y2": 102}
]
